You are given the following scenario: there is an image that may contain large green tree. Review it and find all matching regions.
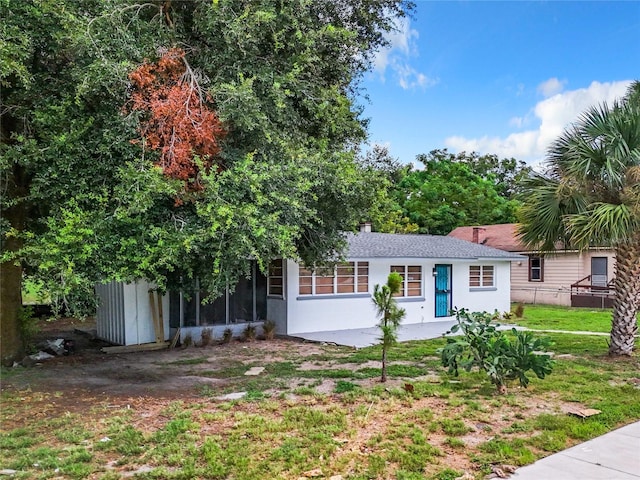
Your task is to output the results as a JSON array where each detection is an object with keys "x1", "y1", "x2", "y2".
[
  {"x1": 390, "y1": 151, "x2": 521, "y2": 235},
  {"x1": 518, "y1": 81, "x2": 640, "y2": 356},
  {"x1": 0, "y1": 0, "x2": 413, "y2": 363}
]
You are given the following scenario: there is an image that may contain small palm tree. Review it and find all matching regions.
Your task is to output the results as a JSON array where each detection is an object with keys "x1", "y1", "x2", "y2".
[
  {"x1": 373, "y1": 272, "x2": 406, "y2": 382},
  {"x1": 518, "y1": 81, "x2": 640, "y2": 356}
]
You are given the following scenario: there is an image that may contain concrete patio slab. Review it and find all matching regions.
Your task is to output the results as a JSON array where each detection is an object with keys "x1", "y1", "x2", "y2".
[
  {"x1": 294, "y1": 320, "x2": 457, "y2": 348},
  {"x1": 293, "y1": 319, "x2": 528, "y2": 348},
  {"x1": 511, "y1": 421, "x2": 640, "y2": 479}
]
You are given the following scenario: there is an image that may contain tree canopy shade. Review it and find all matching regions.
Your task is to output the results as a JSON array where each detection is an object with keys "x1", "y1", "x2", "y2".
[
  {"x1": 0, "y1": 0, "x2": 414, "y2": 363},
  {"x1": 388, "y1": 150, "x2": 524, "y2": 235},
  {"x1": 518, "y1": 81, "x2": 640, "y2": 356}
]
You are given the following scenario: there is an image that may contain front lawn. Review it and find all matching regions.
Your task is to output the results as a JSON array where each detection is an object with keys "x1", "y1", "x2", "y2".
[
  {"x1": 510, "y1": 304, "x2": 614, "y2": 332},
  {"x1": 1, "y1": 309, "x2": 638, "y2": 479}
]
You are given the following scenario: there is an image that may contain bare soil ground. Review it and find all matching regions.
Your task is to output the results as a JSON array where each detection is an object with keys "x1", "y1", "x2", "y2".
[
  {"x1": 3, "y1": 316, "x2": 638, "y2": 479},
  {"x1": 3, "y1": 317, "x2": 342, "y2": 399}
]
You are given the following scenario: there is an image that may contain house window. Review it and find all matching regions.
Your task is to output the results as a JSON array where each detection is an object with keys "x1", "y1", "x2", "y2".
[
  {"x1": 390, "y1": 265, "x2": 423, "y2": 297},
  {"x1": 528, "y1": 256, "x2": 544, "y2": 282},
  {"x1": 268, "y1": 259, "x2": 284, "y2": 297},
  {"x1": 299, "y1": 262, "x2": 369, "y2": 296},
  {"x1": 469, "y1": 265, "x2": 494, "y2": 287}
]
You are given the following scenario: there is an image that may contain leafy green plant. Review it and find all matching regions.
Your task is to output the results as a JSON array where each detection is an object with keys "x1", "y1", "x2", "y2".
[
  {"x1": 372, "y1": 272, "x2": 406, "y2": 382},
  {"x1": 439, "y1": 308, "x2": 554, "y2": 393},
  {"x1": 17, "y1": 306, "x2": 39, "y2": 354},
  {"x1": 335, "y1": 380, "x2": 358, "y2": 393},
  {"x1": 262, "y1": 320, "x2": 276, "y2": 340}
]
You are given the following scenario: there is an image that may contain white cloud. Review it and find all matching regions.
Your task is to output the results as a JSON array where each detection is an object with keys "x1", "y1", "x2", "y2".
[
  {"x1": 509, "y1": 116, "x2": 525, "y2": 128},
  {"x1": 373, "y1": 17, "x2": 437, "y2": 90},
  {"x1": 445, "y1": 80, "x2": 632, "y2": 164},
  {"x1": 537, "y1": 77, "x2": 567, "y2": 97}
]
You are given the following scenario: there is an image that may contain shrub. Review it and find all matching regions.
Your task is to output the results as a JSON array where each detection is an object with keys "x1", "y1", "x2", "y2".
[
  {"x1": 243, "y1": 324, "x2": 257, "y2": 342},
  {"x1": 221, "y1": 328, "x2": 233, "y2": 344},
  {"x1": 439, "y1": 308, "x2": 554, "y2": 393},
  {"x1": 200, "y1": 328, "x2": 213, "y2": 347},
  {"x1": 18, "y1": 306, "x2": 39, "y2": 354},
  {"x1": 262, "y1": 320, "x2": 276, "y2": 340}
]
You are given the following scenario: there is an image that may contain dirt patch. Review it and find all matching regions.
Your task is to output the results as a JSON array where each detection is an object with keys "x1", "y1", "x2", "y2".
[{"x1": 4, "y1": 318, "x2": 341, "y2": 399}]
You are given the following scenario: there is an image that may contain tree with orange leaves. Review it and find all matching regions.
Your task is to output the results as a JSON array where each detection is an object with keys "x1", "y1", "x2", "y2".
[
  {"x1": 127, "y1": 48, "x2": 225, "y2": 188},
  {"x1": 1, "y1": 0, "x2": 413, "y2": 364}
]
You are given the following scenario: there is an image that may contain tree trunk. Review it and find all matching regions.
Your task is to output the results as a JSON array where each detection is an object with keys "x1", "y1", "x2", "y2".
[
  {"x1": 0, "y1": 208, "x2": 25, "y2": 366},
  {"x1": 609, "y1": 237, "x2": 640, "y2": 356},
  {"x1": 1, "y1": 160, "x2": 29, "y2": 366},
  {"x1": 381, "y1": 346, "x2": 387, "y2": 383}
]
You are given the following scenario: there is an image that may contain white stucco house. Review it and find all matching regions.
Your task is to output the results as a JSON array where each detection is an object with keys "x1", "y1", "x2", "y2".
[{"x1": 95, "y1": 230, "x2": 523, "y2": 346}]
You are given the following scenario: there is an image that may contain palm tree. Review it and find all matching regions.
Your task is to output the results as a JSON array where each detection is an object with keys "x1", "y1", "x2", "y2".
[
  {"x1": 373, "y1": 272, "x2": 406, "y2": 382},
  {"x1": 518, "y1": 81, "x2": 640, "y2": 356}
]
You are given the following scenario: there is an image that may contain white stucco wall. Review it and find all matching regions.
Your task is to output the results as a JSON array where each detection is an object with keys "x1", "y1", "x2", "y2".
[
  {"x1": 284, "y1": 258, "x2": 513, "y2": 334},
  {"x1": 450, "y1": 261, "x2": 512, "y2": 314}
]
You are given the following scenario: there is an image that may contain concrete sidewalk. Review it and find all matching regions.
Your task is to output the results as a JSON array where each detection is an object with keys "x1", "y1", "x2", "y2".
[
  {"x1": 511, "y1": 421, "x2": 640, "y2": 479},
  {"x1": 294, "y1": 320, "x2": 457, "y2": 348},
  {"x1": 294, "y1": 320, "x2": 523, "y2": 348}
]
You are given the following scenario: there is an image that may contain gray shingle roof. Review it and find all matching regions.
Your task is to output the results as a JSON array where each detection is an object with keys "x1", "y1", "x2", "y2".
[{"x1": 345, "y1": 232, "x2": 525, "y2": 260}]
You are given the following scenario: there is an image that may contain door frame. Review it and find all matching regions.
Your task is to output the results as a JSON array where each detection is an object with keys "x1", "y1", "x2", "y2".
[
  {"x1": 590, "y1": 257, "x2": 608, "y2": 287},
  {"x1": 434, "y1": 264, "x2": 452, "y2": 318}
]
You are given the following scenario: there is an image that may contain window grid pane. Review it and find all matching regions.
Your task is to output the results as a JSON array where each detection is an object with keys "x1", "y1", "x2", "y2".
[
  {"x1": 268, "y1": 259, "x2": 284, "y2": 297},
  {"x1": 336, "y1": 262, "x2": 355, "y2": 294},
  {"x1": 299, "y1": 266, "x2": 313, "y2": 295},
  {"x1": 299, "y1": 261, "x2": 369, "y2": 296},
  {"x1": 357, "y1": 262, "x2": 369, "y2": 293},
  {"x1": 469, "y1": 266, "x2": 481, "y2": 287},
  {"x1": 482, "y1": 266, "x2": 494, "y2": 286},
  {"x1": 470, "y1": 265, "x2": 494, "y2": 287},
  {"x1": 316, "y1": 285, "x2": 334, "y2": 294},
  {"x1": 390, "y1": 265, "x2": 422, "y2": 297}
]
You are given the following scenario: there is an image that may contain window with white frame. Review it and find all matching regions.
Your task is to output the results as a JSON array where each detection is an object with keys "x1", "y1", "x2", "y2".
[
  {"x1": 267, "y1": 259, "x2": 284, "y2": 297},
  {"x1": 390, "y1": 265, "x2": 423, "y2": 297},
  {"x1": 299, "y1": 262, "x2": 369, "y2": 296},
  {"x1": 469, "y1": 265, "x2": 494, "y2": 288}
]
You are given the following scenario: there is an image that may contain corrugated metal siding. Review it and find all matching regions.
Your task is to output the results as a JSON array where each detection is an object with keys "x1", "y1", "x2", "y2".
[{"x1": 95, "y1": 281, "x2": 126, "y2": 345}]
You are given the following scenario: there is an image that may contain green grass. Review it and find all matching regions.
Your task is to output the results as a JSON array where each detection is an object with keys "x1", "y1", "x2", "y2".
[
  {"x1": 2, "y1": 305, "x2": 639, "y2": 479},
  {"x1": 510, "y1": 304, "x2": 639, "y2": 333}
]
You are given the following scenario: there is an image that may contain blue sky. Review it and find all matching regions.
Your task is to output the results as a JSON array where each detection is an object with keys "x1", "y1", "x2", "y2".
[{"x1": 361, "y1": 1, "x2": 640, "y2": 166}]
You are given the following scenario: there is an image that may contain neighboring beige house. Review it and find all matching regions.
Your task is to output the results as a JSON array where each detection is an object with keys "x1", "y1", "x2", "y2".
[{"x1": 448, "y1": 224, "x2": 616, "y2": 307}]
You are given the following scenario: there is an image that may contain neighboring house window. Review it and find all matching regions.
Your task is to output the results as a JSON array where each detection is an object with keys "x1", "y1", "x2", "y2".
[
  {"x1": 469, "y1": 265, "x2": 494, "y2": 287},
  {"x1": 299, "y1": 262, "x2": 369, "y2": 296},
  {"x1": 528, "y1": 256, "x2": 544, "y2": 282},
  {"x1": 268, "y1": 259, "x2": 284, "y2": 297},
  {"x1": 390, "y1": 265, "x2": 423, "y2": 297}
]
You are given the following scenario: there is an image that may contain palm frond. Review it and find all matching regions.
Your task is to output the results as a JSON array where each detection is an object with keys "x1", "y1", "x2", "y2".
[
  {"x1": 520, "y1": 82, "x2": 640, "y2": 252},
  {"x1": 517, "y1": 175, "x2": 585, "y2": 251},
  {"x1": 568, "y1": 203, "x2": 639, "y2": 248}
]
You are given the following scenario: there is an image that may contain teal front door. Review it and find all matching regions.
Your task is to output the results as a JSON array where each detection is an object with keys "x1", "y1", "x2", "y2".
[{"x1": 434, "y1": 264, "x2": 452, "y2": 317}]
